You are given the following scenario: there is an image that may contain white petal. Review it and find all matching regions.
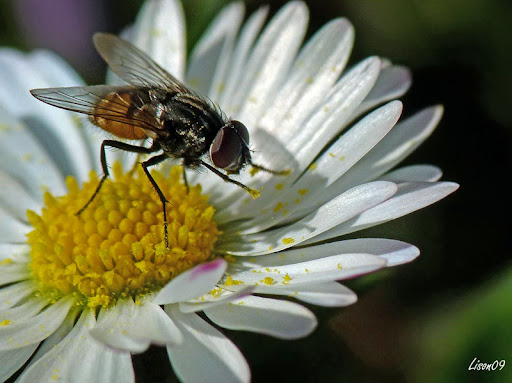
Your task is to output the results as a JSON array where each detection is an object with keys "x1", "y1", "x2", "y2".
[
  {"x1": 233, "y1": 100, "x2": 403, "y2": 232},
  {"x1": 28, "y1": 50, "x2": 85, "y2": 87},
  {"x1": 295, "y1": 237, "x2": 420, "y2": 267},
  {"x1": 353, "y1": 64, "x2": 411, "y2": 118},
  {"x1": 369, "y1": 239, "x2": 420, "y2": 266},
  {"x1": 0, "y1": 243, "x2": 29, "y2": 262},
  {"x1": 27, "y1": 50, "x2": 94, "y2": 182},
  {"x1": 166, "y1": 306, "x2": 250, "y2": 383},
  {"x1": 153, "y1": 259, "x2": 227, "y2": 304},
  {"x1": 281, "y1": 101, "x2": 402, "y2": 223},
  {"x1": 298, "y1": 100, "x2": 402, "y2": 187},
  {"x1": 213, "y1": 57, "x2": 383, "y2": 219},
  {"x1": 305, "y1": 181, "x2": 459, "y2": 243},
  {"x1": 217, "y1": 6, "x2": 269, "y2": 108},
  {"x1": 0, "y1": 257, "x2": 30, "y2": 285},
  {"x1": 186, "y1": 2, "x2": 245, "y2": 98},
  {"x1": 0, "y1": 107, "x2": 67, "y2": 199},
  {"x1": 0, "y1": 281, "x2": 35, "y2": 311},
  {"x1": 227, "y1": 253, "x2": 386, "y2": 286},
  {"x1": 229, "y1": 238, "x2": 418, "y2": 269},
  {"x1": 258, "y1": 18, "x2": 354, "y2": 142},
  {"x1": 288, "y1": 56, "x2": 382, "y2": 172},
  {"x1": 218, "y1": 181, "x2": 397, "y2": 255},
  {"x1": 18, "y1": 310, "x2": 135, "y2": 383},
  {"x1": 229, "y1": 2, "x2": 309, "y2": 127},
  {"x1": 0, "y1": 299, "x2": 47, "y2": 322},
  {"x1": 347, "y1": 181, "x2": 459, "y2": 232},
  {"x1": 255, "y1": 282, "x2": 357, "y2": 307},
  {"x1": 0, "y1": 50, "x2": 92, "y2": 183},
  {"x1": 379, "y1": 164, "x2": 443, "y2": 183},
  {"x1": 0, "y1": 343, "x2": 39, "y2": 382},
  {"x1": 90, "y1": 298, "x2": 182, "y2": 353},
  {"x1": 27, "y1": 308, "x2": 78, "y2": 367},
  {"x1": 91, "y1": 304, "x2": 148, "y2": 353},
  {"x1": 0, "y1": 205, "x2": 31, "y2": 244},
  {"x1": 0, "y1": 296, "x2": 73, "y2": 351},
  {"x1": 204, "y1": 295, "x2": 317, "y2": 339},
  {"x1": 329, "y1": 105, "x2": 444, "y2": 193},
  {"x1": 0, "y1": 169, "x2": 41, "y2": 221},
  {"x1": 179, "y1": 286, "x2": 254, "y2": 313},
  {"x1": 132, "y1": 0, "x2": 186, "y2": 79}
]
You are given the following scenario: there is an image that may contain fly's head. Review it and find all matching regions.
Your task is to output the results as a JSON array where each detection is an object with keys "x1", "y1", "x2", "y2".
[{"x1": 209, "y1": 120, "x2": 251, "y2": 174}]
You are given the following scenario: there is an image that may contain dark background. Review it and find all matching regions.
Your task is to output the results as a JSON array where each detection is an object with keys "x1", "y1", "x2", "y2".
[{"x1": 2, "y1": 0, "x2": 511, "y2": 381}]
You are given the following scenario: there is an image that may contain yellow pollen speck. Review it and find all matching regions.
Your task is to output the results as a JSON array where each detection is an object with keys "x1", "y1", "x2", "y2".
[
  {"x1": 309, "y1": 163, "x2": 317, "y2": 171},
  {"x1": 339, "y1": 156, "x2": 346, "y2": 161},
  {"x1": 150, "y1": 29, "x2": 163, "y2": 37},
  {"x1": 1, "y1": 320, "x2": 11, "y2": 326},
  {"x1": 249, "y1": 167, "x2": 260, "y2": 177},
  {"x1": 261, "y1": 277, "x2": 274, "y2": 285},
  {"x1": 282, "y1": 274, "x2": 292, "y2": 284},
  {"x1": 210, "y1": 287, "x2": 222, "y2": 297},
  {"x1": 282, "y1": 237, "x2": 294, "y2": 245},
  {"x1": 27, "y1": 163, "x2": 219, "y2": 309},
  {"x1": 298, "y1": 189, "x2": 309, "y2": 196},
  {"x1": 273, "y1": 202, "x2": 284, "y2": 212},
  {"x1": 224, "y1": 276, "x2": 243, "y2": 286},
  {"x1": 275, "y1": 183, "x2": 284, "y2": 190},
  {"x1": 224, "y1": 255, "x2": 236, "y2": 263}
]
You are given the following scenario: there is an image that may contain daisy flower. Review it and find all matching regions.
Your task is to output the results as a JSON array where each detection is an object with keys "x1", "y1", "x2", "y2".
[{"x1": 0, "y1": 0, "x2": 458, "y2": 382}]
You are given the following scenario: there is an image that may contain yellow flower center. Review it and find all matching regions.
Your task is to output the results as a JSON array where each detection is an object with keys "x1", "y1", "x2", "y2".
[{"x1": 27, "y1": 162, "x2": 219, "y2": 309}]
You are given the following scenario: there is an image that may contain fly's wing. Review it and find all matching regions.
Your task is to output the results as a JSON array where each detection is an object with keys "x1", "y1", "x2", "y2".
[
  {"x1": 30, "y1": 84, "x2": 160, "y2": 133},
  {"x1": 93, "y1": 33, "x2": 191, "y2": 94}
]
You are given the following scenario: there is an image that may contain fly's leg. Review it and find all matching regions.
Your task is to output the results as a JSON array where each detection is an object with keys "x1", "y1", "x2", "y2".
[
  {"x1": 182, "y1": 166, "x2": 189, "y2": 193},
  {"x1": 200, "y1": 160, "x2": 261, "y2": 199},
  {"x1": 76, "y1": 139, "x2": 160, "y2": 215},
  {"x1": 141, "y1": 153, "x2": 170, "y2": 248},
  {"x1": 249, "y1": 161, "x2": 291, "y2": 176}
]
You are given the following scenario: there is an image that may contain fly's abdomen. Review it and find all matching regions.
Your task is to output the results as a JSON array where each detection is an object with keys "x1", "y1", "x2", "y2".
[{"x1": 91, "y1": 91, "x2": 153, "y2": 140}]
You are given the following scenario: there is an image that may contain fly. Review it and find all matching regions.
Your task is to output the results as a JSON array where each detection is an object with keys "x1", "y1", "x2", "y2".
[{"x1": 30, "y1": 33, "x2": 287, "y2": 247}]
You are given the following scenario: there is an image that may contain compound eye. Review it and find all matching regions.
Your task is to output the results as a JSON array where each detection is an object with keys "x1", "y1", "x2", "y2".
[
  {"x1": 230, "y1": 120, "x2": 249, "y2": 145},
  {"x1": 210, "y1": 126, "x2": 243, "y2": 171}
]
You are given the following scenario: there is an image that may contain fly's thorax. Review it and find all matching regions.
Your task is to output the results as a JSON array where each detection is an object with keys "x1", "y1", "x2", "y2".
[{"x1": 157, "y1": 93, "x2": 226, "y2": 159}]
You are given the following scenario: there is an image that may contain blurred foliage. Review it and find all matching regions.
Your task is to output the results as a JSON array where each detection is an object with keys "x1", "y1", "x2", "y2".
[{"x1": 412, "y1": 266, "x2": 512, "y2": 382}]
